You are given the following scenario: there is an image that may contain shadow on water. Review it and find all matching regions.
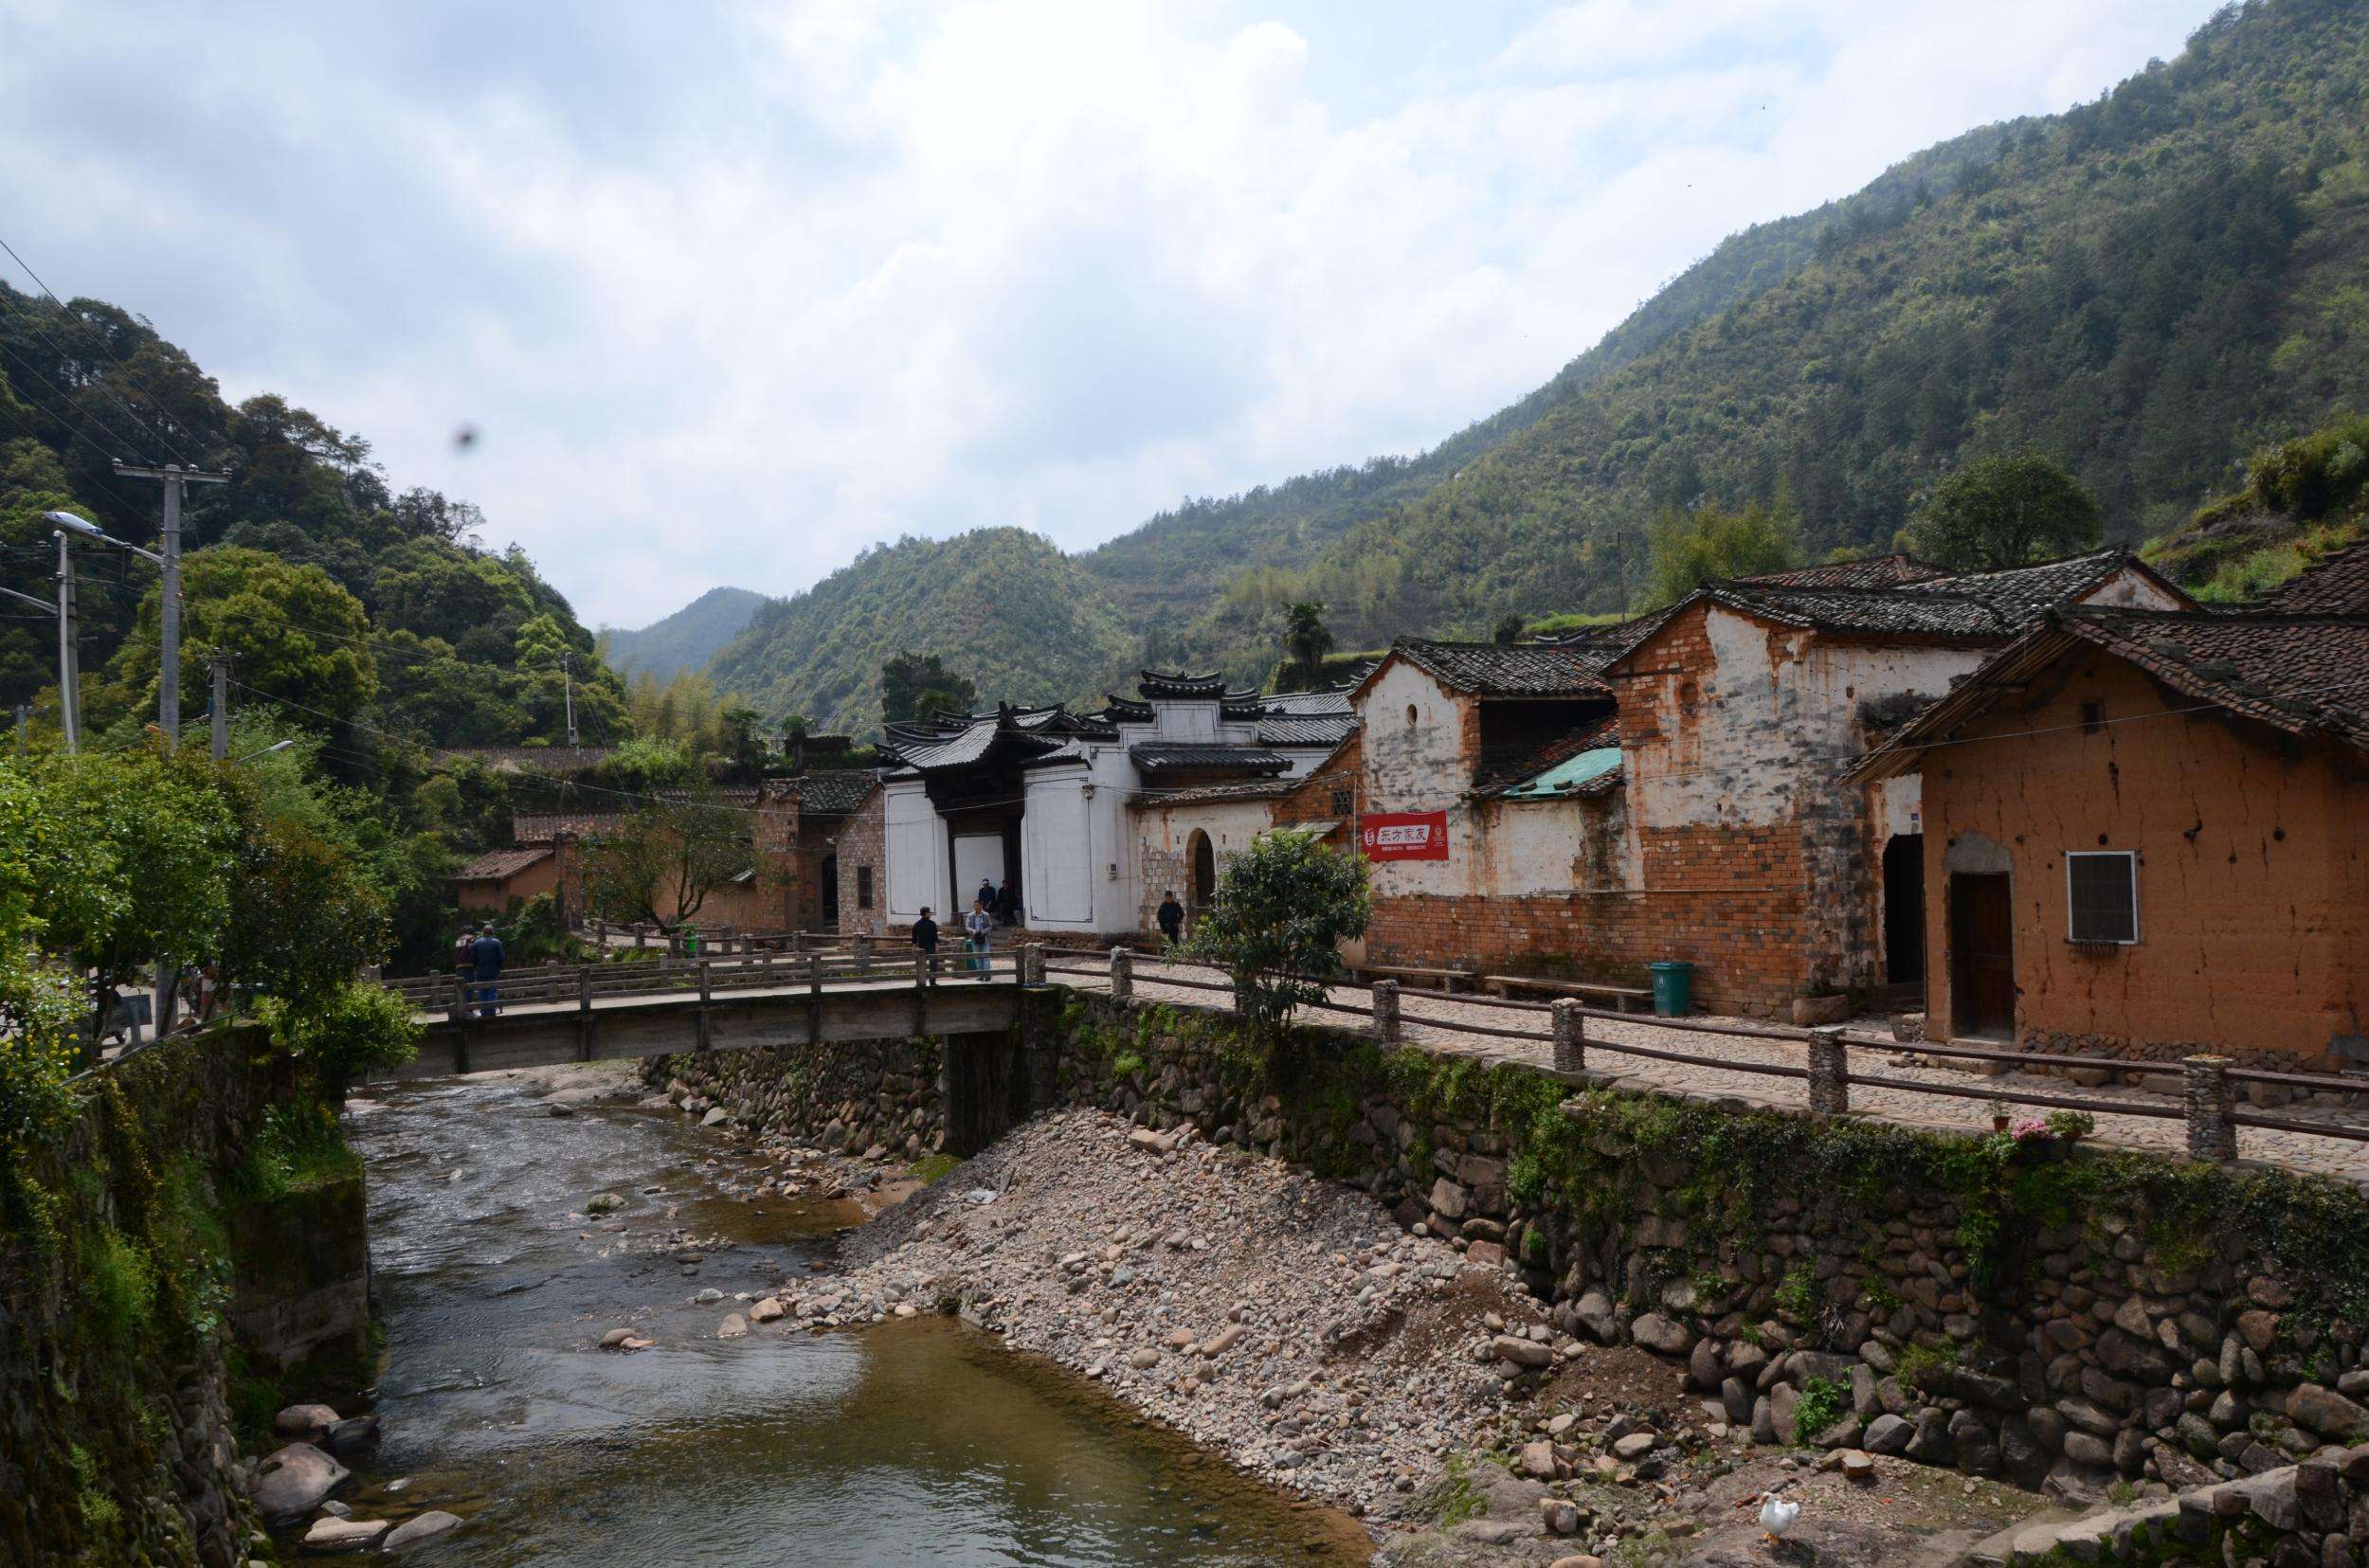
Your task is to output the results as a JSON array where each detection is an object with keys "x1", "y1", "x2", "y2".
[{"x1": 344, "y1": 1074, "x2": 1372, "y2": 1566}]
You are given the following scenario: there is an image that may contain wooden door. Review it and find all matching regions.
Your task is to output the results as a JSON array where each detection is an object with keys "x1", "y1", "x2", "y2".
[{"x1": 1949, "y1": 873, "x2": 2015, "y2": 1037}]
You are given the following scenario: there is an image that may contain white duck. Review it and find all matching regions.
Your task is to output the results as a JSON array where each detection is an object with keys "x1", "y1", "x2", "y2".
[{"x1": 1758, "y1": 1492, "x2": 1800, "y2": 1541}]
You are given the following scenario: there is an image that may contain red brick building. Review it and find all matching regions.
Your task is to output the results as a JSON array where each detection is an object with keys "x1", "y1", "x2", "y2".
[{"x1": 1849, "y1": 604, "x2": 2369, "y2": 1067}]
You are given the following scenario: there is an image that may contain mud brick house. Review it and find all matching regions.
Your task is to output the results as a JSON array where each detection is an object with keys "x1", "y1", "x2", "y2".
[
  {"x1": 1355, "y1": 550, "x2": 2192, "y2": 1018},
  {"x1": 1848, "y1": 604, "x2": 2369, "y2": 1067},
  {"x1": 451, "y1": 845, "x2": 561, "y2": 914},
  {"x1": 859, "y1": 674, "x2": 1353, "y2": 941}
]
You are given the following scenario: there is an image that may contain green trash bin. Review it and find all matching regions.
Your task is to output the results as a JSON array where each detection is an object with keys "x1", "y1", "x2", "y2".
[{"x1": 1648, "y1": 961, "x2": 1694, "y2": 1018}]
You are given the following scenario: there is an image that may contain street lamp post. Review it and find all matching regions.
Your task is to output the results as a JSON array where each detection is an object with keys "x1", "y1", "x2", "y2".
[{"x1": 40, "y1": 512, "x2": 161, "y2": 752}]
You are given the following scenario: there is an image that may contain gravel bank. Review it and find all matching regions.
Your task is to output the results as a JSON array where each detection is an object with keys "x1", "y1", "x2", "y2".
[{"x1": 828, "y1": 1107, "x2": 1554, "y2": 1522}]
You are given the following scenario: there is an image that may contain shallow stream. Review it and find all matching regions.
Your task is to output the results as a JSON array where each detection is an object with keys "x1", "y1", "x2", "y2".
[{"x1": 340, "y1": 1072, "x2": 1369, "y2": 1564}]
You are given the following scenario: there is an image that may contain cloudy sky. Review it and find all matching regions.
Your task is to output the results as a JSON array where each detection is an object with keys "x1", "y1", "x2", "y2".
[{"x1": 1, "y1": 0, "x2": 2222, "y2": 628}]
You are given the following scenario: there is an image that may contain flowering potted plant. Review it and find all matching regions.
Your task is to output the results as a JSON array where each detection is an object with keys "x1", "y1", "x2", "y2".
[{"x1": 2044, "y1": 1109, "x2": 2097, "y2": 1144}]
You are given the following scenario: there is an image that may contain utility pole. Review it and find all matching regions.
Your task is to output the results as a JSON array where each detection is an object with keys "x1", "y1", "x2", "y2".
[
  {"x1": 55, "y1": 529, "x2": 79, "y2": 753},
  {"x1": 210, "y1": 650, "x2": 231, "y2": 763},
  {"x1": 113, "y1": 461, "x2": 231, "y2": 744},
  {"x1": 562, "y1": 652, "x2": 578, "y2": 747}
]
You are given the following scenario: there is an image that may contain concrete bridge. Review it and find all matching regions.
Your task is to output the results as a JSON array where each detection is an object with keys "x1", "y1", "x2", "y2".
[{"x1": 391, "y1": 950, "x2": 1051, "y2": 1153}]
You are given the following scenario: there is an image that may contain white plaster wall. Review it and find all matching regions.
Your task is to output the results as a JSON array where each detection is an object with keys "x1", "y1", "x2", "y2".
[
  {"x1": 1355, "y1": 659, "x2": 1475, "y2": 900},
  {"x1": 1872, "y1": 776, "x2": 1924, "y2": 840},
  {"x1": 2080, "y1": 567, "x2": 2186, "y2": 611},
  {"x1": 883, "y1": 781, "x2": 945, "y2": 919},
  {"x1": 1135, "y1": 799, "x2": 1275, "y2": 863},
  {"x1": 1149, "y1": 700, "x2": 1219, "y2": 741},
  {"x1": 1022, "y1": 767, "x2": 1095, "y2": 927},
  {"x1": 952, "y1": 835, "x2": 1004, "y2": 906}
]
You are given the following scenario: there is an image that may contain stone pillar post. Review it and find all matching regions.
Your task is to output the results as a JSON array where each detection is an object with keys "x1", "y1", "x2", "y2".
[
  {"x1": 1551, "y1": 999, "x2": 1585, "y2": 1074},
  {"x1": 1372, "y1": 978, "x2": 1402, "y2": 1044},
  {"x1": 855, "y1": 933, "x2": 874, "y2": 977},
  {"x1": 1807, "y1": 1026, "x2": 1850, "y2": 1115},
  {"x1": 1111, "y1": 946, "x2": 1133, "y2": 1003},
  {"x1": 1022, "y1": 943, "x2": 1045, "y2": 988},
  {"x1": 808, "y1": 954, "x2": 824, "y2": 995},
  {"x1": 2184, "y1": 1054, "x2": 2236, "y2": 1162},
  {"x1": 792, "y1": 930, "x2": 806, "y2": 955},
  {"x1": 448, "y1": 971, "x2": 467, "y2": 1024},
  {"x1": 914, "y1": 953, "x2": 931, "y2": 988},
  {"x1": 577, "y1": 967, "x2": 592, "y2": 1012},
  {"x1": 697, "y1": 959, "x2": 713, "y2": 1004}
]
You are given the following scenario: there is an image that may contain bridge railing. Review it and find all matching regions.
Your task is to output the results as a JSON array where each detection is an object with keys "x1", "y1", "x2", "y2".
[{"x1": 390, "y1": 946, "x2": 1031, "y2": 1014}]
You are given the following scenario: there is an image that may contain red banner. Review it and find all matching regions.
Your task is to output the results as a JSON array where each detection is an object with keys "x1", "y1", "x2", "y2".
[{"x1": 1361, "y1": 810, "x2": 1449, "y2": 861}]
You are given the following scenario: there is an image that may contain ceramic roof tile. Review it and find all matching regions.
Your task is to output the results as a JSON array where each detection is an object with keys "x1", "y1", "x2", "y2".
[
  {"x1": 2258, "y1": 540, "x2": 2369, "y2": 615},
  {"x1": 1737, "y1": 553, "x2": 1949, "y2": 589},
  {"x1": 453, "y1": 846, "x2": 553, "y2": 880},
  {"x1": 1389, "y1": 639, "x2": 1616, "y2": 697}
]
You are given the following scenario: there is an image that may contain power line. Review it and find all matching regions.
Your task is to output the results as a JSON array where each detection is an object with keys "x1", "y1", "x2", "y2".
[{"x1": 0, "y1": 235, "x2": 204, "y2": 470}]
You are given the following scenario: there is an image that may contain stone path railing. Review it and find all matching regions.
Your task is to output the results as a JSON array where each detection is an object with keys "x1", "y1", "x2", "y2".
[{"x1": 1045, "y1": 950, "x2": 2369, "y2": 1187}]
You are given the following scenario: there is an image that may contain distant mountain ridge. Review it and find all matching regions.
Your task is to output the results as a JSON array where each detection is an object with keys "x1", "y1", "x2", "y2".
[
  {"x1": 696, "y1": 0, "x2": 2369, "y2": 733},
  {"x1": 601, "y1": 586, "x2": 767, "y2": 680}
]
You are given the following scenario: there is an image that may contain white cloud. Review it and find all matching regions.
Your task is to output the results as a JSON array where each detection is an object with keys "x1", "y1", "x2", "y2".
[{"x1": 0, "y1": 0, "x2": 2224, "y2": 625}]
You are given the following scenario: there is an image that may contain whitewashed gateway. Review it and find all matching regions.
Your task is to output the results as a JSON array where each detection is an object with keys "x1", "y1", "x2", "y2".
[{"x1": 874, "y1": 673, "x2": 1353, "y2": 938}]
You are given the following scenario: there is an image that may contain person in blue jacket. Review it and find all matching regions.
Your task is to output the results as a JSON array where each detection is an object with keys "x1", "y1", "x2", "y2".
[{"x1": 471, "y1": 924, "x2": 507, "y2": 1018}]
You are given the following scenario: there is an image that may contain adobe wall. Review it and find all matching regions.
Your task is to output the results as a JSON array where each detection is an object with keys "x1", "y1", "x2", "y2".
[
  {"x1": 1130, "y1": 797, "x2": 1275, "y2": 937},
  {"x1": 1922, "y1": 648, "x2": 2369, "y2": 1067}
]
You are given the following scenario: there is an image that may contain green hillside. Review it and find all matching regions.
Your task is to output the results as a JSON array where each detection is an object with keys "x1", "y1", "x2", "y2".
[
  {"x1": 602, "y1": 585, "x2": 767, "y2": 680},
  {"x1": 705, "y1": 529, "x2": 1139, "y2": 733},
  {"x1": 0, "y1": 284, "x2": 625, "y2": 752},
  {"x1": 1277, "y1": 0, "x2": 2369, "y2": 646}
]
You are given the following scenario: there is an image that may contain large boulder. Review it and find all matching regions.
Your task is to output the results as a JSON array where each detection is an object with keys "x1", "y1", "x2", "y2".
[
  {"x1": 2289, "y1": 1383, "x2": 2369, "y2": 1440},
  {"x1": 250, "y1": 1443, "x2": 349, "y2": 1526},
  {"x1": 1630, "y1": 1312, "x2": 1695, "y2": 1357}
]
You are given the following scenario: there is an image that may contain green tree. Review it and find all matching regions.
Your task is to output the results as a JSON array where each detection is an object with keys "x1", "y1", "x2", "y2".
[
  {"x1": 1643, "y1": 499, "x2": 1799, "y2": 608},
  {"x1": 582, "y1": 796, "x2": 748, "y2": 931},
  {"x1": 105, "y1": 546, "x2": 379, "y2": 730},
  {"x1": 1282, "y1": 602, "x2": 1335, "y2": 685},
  {"x1": 1902, "y1": 453, "x2": 2103, "y2": 571},
  {"x1": 715, "y1": 706, "x2": 769, "y2": 778},
  {"x1": 219, "y1": 812, "x2": 389, "y2": 1010},
  {"x1": 880, "y1": 653, "x2": 977, "y2": 727},
  {"x1": 1492, "y1": 613, "x2": 1527, "y2": 645},
  {"x1": 1182, "y1": 831, "x2": 1370, "y2": 1039},
  {"x1": 256, "y1": 980, "x2": 418, "y2": 1092}
]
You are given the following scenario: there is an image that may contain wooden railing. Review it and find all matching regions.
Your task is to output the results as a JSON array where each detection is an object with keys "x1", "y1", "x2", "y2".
[
  {"x1": 1040, "y1": 949, "x2": 2367, "y2": 1166},
  {"x1": 389, "y1": 942, "x2": 1042, "y2": 1016}
]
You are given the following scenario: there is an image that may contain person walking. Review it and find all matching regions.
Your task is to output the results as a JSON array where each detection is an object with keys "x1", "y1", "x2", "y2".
[
  {"x1": 452, "y1": 923, "x2": 477, "y2": 995},
  {"x1": 911, "y1": 906, "x2": 939, "y2": 985},
  {"x1": 471, "y1": 923, "x2": 507, "y2": 1018},
  {"x1": 1156, "y1": 889, "x2": 1185, "y2": 947},
  {"x1": 965, "y1": 898, "x2": 994, "y2": 981}
]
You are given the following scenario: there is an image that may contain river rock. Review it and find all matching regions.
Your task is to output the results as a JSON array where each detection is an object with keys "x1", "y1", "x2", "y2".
[
  {"x1": 750, "y1": 1297, "x2": 786, "y2": 1324},
  {"x1": 1630, "y1": 1312, "x2": 1694, "y2": 1356},
  {"x1": 325, "y1": 1415, "x2": 381, "y2": 1456},
  {"x1": 273, "y1": 1402, "x2": 340, "y2": 1441},
  {"x1": 2289, "y1": 1383, "x2": 2369, "y2": 1439},
  {"x1": 700, "y1": 1107, "x2": 732, "y2": 1126},
  {"x1": 302, "y1": 1516, "x2": 390, "y2": 1553},
  {"x1": 1492, "y1": 1334, "x2": 1552, "y2": 1369},
  {"x1": 1863, "y1": 1415, "x2": 1913, "y2": 1455},
  {"x1": 250, "y1": 1443, "x2": 349, "y2": 1525},
  {"x1": 1611, "y1": 1431, "x2": 1657, "y2": 1461},
  {"x1": 601, "y1": 1327, "x2": 635, "y2": 1348},
  {"x1": 1520, "y1": 1440, "x2": 1557, "y2": 1479},
  {"x1": 384, "y1": 1510, "x2": 462, "y2": 1551},
  {"x1": 717, "y1": 1312, "x2": 749, "y2": 1338}
]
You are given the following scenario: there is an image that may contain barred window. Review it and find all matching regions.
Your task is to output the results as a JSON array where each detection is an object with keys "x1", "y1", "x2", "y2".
[
  {"x1": 857, "y1": 866, "x2": 876, "y2": 910},
  {"x1": 2066, "y1": 852, "x2": 2137, "y2": 944},
  {"x1": 1329, "y1": 786, "x2": 1353, "y2": 816}
]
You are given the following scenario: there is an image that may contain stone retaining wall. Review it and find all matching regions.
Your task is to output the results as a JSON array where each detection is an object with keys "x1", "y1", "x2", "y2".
[
  {"x1": 652, "y1": 986, "x2": 2369, "y2": 1527},
  {"x1": 0, "y1": 1025, "x2": 367, "y2": 1566},
  {"x1": 649, "y1": 1034, "x2": 949, "y2": 1159}
]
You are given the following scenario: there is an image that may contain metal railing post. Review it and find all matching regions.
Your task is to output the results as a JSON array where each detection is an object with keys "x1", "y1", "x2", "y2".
[
  {"x1": 1372, "y1": 978, "x2": 1401, "y2": 1044},
  {"x1": 1807, "y1": 1026, "x2": 1850, "y2": 1115},
  {"x1": 2184, "y1": 1054, "x2": 2236, "y2": 1162},
  {"x1": 1551, "y1": 998, "x2": 1584, "y2": 1073},
  {"x1": 1110, "y1": 946, "x2": 1133, "y2": 1003}
]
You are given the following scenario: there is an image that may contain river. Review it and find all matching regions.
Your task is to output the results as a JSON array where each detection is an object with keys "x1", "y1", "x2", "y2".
[{"x1": 339, "y1": 1071, "x2": 1371, "y2": 1565}]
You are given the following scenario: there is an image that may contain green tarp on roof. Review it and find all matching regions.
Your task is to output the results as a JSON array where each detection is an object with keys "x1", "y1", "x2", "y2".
[{"x1": 1497, "y1": 746, "x2": 1621, "y2": 801}]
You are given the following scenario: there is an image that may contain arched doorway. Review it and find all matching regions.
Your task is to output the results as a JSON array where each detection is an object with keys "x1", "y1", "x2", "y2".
[
  {"x1": 819, "y1": 854, "x2": 839, "y2": 929},
  {"x1": 1188, "y1": 830, "x2": 1217, "y2": 912},
  {"x1": 1882, "y1": 834, "x2": 1924, "y2": 986}
]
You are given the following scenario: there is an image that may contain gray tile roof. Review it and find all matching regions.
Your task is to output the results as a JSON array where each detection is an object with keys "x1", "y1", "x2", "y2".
[
  {"x1": 1893, "y1": 548, "x2": 2139, "y2": 625},
  {"x1": 1256, "y1": 715, "x2": 1356, "y2": 748},
  {"x1": 1737, "y1": 553, "x2": 1948, "y2": 590},
  {"x1": 795, "y1": 771, "x2": 877, "y2": 814},
  {"x1": 1701, "y1": 582, "x2": 2010, "y2": 640},
  {"x1": 1130, "y1": 744, "x2": 1294, "y2": 775},
  {"x1": 2258, "y1": 540, "x2": 2369, "y2": 615},
  {"x1": 1387, "y1": 640, "x2": 1615, "y2": 697}
]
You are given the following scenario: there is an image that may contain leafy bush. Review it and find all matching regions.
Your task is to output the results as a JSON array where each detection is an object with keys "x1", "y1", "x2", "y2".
[
  {"x1": 1791, "y1": 1377, "x2": 1850, "y2": 1443},
  {"x1": 1896, "y1": 1341, "x2": 1961, "y2": 1394},
  {"x1": 258, "y1": 980, "x2": 420, "y2": 1091},
  {"x1": 1181, "y1": 832, "x2": 1371, "y2": 1039},
  {"x1": 83, "y1": 1226, "x2": 156, "y2": 1345},
  {"x1": 232, "y1": 1103, "x2": 357, "y2": 1201},
  {"x1": 1773, "y1": 1262, "x2": 1818, "y2": 1320},
  {"x1": 2246, "y1": 414, "x2": 2369, "y2": 520}
]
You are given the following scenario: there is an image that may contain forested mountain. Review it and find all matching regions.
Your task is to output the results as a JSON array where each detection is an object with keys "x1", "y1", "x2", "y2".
[
  {"x1": 601, "y1": 586, "x2": 766, "y2": 681},
  {"x1": 695, "y1": 0, "x2": 2369, "y2": 727},
  {"x1": 706, "y1": 529, "x2": 1138, "y2": 731},
  {"x1": 0, "y1": 285, "x2": 626, "y2": 750}
]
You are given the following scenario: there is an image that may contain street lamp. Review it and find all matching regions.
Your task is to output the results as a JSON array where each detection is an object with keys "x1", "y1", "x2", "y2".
[
  {"x1": 33, "y1": 511, "x2": 166, "y2": 754},
  {"x1": 230, "y1": 738, "x2": 296, "y2": 766}
]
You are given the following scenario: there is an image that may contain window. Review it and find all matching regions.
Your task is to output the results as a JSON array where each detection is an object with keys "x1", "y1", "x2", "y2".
[
  {"x1": 1329, "y1": 786, "x2": 1353, "y2": 816},
  {"x1": 1405, "y1": 704, "x2": 1419, "y2": 727},
  {"x1": 2066, "y1": 852, "x2": 2137, "y2": 944},
  {"x1": 2079, "y1": 700, "x2": 2104, "y2": 734},
  {"x1": 856, "y1": 866, "x2": 876, "y2": 910}
]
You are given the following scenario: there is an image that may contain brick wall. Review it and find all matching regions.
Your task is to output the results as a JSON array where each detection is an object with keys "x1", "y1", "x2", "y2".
[{"x1": 835, "y1": 786, "x2": 886, "y2": 936}]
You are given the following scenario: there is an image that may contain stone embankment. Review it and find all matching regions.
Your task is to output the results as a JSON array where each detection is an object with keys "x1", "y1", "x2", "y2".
[{"x1": 655, "y1": 990, "x2": 2369, "y2": 1560}]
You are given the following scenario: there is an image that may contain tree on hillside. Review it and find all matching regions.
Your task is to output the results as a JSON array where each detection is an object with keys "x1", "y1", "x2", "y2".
[
  {"x1": 1903, "y1": 454, "x2": 2103, "y2": 572},
  {"x1": 1282, "y1": 602, "x2": 1335, "y2": 686},
  {"x1": 102, "y1": 546, "x2": 379, "y2": 730},
  {"x1": 1643, "y1": 499, "x2": 1799, "y2": 608},
  {"x1": 1182, "y1": 830, "x2": 1370, "y2": 1041},
  {"x1": 1492, "y1": 613, "x2": 1527, "y2": 645},
  {"x1": 880, "y1": 654, "x2": 977, "y2": 728}
]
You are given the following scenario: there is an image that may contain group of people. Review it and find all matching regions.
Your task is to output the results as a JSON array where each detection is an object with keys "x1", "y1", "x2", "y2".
[
  {"x1": 973, "y1": 876, "x2": 1022, "y2": 927},
  {"x1": 452, "y1": 922, "x2": 507, "y2": 1017},
  {"x1": 908, "y1": 897, "x2": 999, "y2": 982}
]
